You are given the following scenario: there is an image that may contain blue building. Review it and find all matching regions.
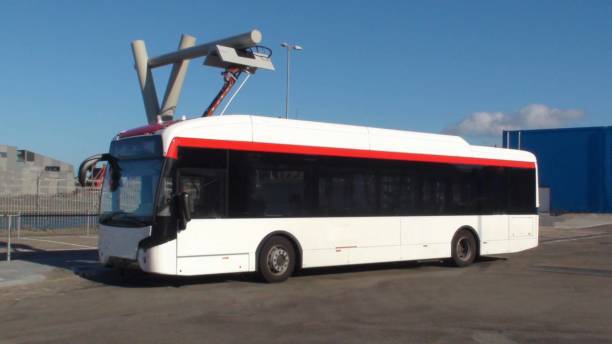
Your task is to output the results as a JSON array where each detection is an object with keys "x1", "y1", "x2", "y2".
[{"x1": 503, "y1": 126, "x2": 611, "y2": 213}]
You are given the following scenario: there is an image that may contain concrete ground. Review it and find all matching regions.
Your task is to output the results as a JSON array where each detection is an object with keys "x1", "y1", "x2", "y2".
[
  {"x1": 1, "y1": 221, "x2": 612, "y2": 343},
  {"x1": 0, "y1": 235, "x2": 98, "y2": 289},
  {"x1": 540, "y1": 213, "x2": 612, "y2": 229},
  {"x1": 1, "y1": 234, "x2": 97, "y2": 253}
]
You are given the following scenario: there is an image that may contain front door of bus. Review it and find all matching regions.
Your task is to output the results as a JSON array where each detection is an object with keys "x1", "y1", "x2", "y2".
[
  {"x1": 176, "y1": 167, "x2": 252, "y2": 275},
  {"x1": 176, "y1": 167, "x2": 227, "y2": 257}
]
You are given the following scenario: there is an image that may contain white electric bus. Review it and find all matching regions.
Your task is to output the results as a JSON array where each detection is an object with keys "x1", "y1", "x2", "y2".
[{"x1": 84, "y1": 114, "x2": 538, "y2": 282}]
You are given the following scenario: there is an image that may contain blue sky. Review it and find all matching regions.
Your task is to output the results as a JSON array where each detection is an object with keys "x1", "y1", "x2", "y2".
[{"x1": 1, "y1": 0, "x2": 611, "y2": 168}]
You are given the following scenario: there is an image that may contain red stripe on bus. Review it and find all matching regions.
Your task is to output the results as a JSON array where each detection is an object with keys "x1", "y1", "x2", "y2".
[{"x1": 166, "y1": 137, "x2": 536, "y2": 169}]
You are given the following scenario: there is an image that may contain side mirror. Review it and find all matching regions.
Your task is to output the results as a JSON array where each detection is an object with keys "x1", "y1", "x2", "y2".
[
  {"x1": 78, "y1": 153, "x2": 121, "y2": 190},
  {"x1": 178, "y1": 192, "x2": 192, "y2": 224},
  {"x1": 78, "y1": 154, "x2": 103, "y2": 186}
]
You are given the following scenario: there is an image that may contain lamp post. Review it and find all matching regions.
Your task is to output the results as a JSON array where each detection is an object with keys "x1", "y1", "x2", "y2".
[{"x1": 280, "y1": 42, "x2": 303, "y2": 119}]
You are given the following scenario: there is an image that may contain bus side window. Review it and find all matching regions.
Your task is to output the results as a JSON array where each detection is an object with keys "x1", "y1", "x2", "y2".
[
  {"x1": 178, "y1": 168, "x2": 227, "y2": 219},
  {"x1": 249, "y1": 168, "x2": 305, "y2": 217}
]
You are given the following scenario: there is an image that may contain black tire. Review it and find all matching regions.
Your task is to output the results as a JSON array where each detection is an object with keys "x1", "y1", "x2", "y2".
[
  {"x1": 451, "y1": 229, "x2": 477, "y2": 267},
  {"x1": 258, "y1": 236, "x2": 296, "y2": 283}
]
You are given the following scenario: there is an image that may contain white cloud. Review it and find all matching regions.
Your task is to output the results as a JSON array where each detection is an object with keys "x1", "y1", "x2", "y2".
[{"x1": 444, "y1": 104, "x2": 585, "y2": 138}]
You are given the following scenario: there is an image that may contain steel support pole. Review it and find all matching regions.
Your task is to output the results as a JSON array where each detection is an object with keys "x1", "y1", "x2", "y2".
[
  {"x1": 160, "y1": 34, "x2": 196, "y2": 120},
  {"x1": 132, "y1": 40, "x2": 161, "y2": 124},
  {"x1": 17, "y1": 212, "x2": 20, "y2": 239},
  {"x1": 7, "y1": 215, "x2": 11, "y2": 262}
]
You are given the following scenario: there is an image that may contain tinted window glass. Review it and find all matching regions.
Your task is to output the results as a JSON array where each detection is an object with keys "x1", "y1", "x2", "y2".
[
  {"x1": 111, "y1": 136, "x2": 163, "y2": 159},
  {"x1": 507, "y1": 168, "x2": 536, "y2": 213},
  {"x1": 179, "y1": 168, "x2": 226, "y2": 218},
  {"x1": 229, "y1": 152, "x2": 310, "y2": 218},
  {"x1": 179, "y1": 148, "x2": 536, "y2": 218},
  {"x1": 178, "y1": 148, "x2": 227, "y2": 219}
]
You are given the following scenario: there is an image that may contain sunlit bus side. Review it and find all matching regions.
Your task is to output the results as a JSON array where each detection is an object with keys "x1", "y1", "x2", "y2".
[{"x1": 85, "y1": 115, "x2": 538, "y2": 283}]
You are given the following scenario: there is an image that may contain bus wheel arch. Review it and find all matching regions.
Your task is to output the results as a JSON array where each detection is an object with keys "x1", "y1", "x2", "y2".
[
  {"x1": 451, "y1": 226, "x2": 480, "y2": 267},
  {"x1": 255, "y1": 231, "x2": 303, "y2": 273}
]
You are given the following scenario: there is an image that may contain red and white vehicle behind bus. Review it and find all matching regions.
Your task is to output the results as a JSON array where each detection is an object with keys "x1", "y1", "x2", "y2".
[{"x1": 88, "y1": 114, "x2": 538, "y2": 282}]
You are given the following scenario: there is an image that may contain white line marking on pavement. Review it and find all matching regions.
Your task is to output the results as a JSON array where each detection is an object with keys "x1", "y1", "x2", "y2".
[
  {"x1": 20, "y1": 235, "x2": 97, "y2": 239},
  {"x1": 40, "y1": 248, "x2": 98, "y2": 252},
  {"x1": 19, "y1": 237, "x2": 97, "y2": 249}
]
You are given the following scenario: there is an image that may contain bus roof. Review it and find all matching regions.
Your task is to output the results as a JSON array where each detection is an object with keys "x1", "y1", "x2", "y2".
[{"x1": 132, "y1": 114, "x2": 536, "y2": 168}]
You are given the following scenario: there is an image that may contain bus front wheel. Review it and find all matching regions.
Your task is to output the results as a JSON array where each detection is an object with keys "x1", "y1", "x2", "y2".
[
  {"x1": 451, "y1": 229, "x2": 477, "y2": 267},
  {"x1": 258, "y1": 236, "x2": 296, "y2": 283}
]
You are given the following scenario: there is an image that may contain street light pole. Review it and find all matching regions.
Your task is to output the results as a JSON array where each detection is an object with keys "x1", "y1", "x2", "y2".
[
  {"x1": 285, "y1": 46, "x2": 291, "y2": 118},
  {"x1": 280, "y1": 43, "x2": 303, "y2": 119}
]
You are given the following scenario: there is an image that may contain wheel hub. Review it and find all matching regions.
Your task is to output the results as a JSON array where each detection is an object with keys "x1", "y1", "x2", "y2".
[
  {"x1": 267, "y1": 246, "x2": 290, "y2": 275},
  {"x1": 457, "y1": 238, "x2": 471, "y2": 260}
]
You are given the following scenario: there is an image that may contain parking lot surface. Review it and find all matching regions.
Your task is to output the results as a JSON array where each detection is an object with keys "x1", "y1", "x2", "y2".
[{"x1": 1, "y1": 224, "x2": 612, "y2": 343}]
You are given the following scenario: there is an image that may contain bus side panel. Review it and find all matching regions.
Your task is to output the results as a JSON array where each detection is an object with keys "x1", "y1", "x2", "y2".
[
  {"x1": 175, "y1": 217, "x2": 401, "y2": 274},
  {"x1": 479, "y1": 215, "x2": 509, "y2": 255},
  {"x1": 173, "y1": 215, "x2": 537, "y2": 276},
  {"x1": 480, "y1": 215, "x2": 538, "y2": 255},
  {"x1": 347, "y1": 246, "x2": 403, "y2": 265},
  {"x1": 176, "y1": 219, "x2": 260, "y2": 275},
  {"x1": 507, "y1": 215, "x2": 539, "y2": 253},
  {"x1": 401, "y1": 216, "x2": 481, "y2": 260},
  {"x1": 342, "y1": 217, "x2": 401, "y2": 265},
  {"x1": 177, "y1": 254, "x2": 249, "y2": 276}
]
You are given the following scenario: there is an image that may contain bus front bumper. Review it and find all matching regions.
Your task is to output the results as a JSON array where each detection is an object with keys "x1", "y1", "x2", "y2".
[{"x1": 98, "y1": 224, "x2": 152, "y2": 266}]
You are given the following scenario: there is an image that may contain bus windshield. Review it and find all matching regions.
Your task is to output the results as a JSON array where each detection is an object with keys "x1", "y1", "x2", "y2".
[
  {"x1": 100, "y1": 159, "x2": 162, "y2": 227},
  {"x1": 99, "y1": 136, "x2": 164, "y2": 227}
]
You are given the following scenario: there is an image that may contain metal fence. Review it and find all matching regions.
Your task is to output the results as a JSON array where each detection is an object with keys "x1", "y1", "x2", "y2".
[
  {"x1": 0, "y1": 187, "x2": 101, "y2": 234},
  {"x1": 1, "y1": 214, "x2": 16, "y2": 261},
  {"x1": 0, "y1": 187, "x2": 100, "y2": 215},
  {"x1": 1, "y1": 187, "x2": 101, "y2": 261}
]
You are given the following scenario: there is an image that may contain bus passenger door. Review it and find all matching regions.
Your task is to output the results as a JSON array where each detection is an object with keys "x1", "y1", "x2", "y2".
[
  {"x1": 175, "y1": 167, "x2": 246, "y2": 275},
  {"x1": 177, "y1": 167, "x2": 227, "y2": 257}
]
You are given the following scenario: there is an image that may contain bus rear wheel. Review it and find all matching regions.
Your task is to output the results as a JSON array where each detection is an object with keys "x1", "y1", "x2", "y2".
[
  {"x1": 258, "y1": 236, "x2": 296, "y2": 283},
  {"x1": 451, "y1": 229, "x2": 477, "y2": 267}
]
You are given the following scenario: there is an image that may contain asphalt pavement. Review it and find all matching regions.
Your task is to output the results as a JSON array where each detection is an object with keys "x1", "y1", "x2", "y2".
[{"x1": 1, "y1": 223, "x2": 612, "y2": 343}]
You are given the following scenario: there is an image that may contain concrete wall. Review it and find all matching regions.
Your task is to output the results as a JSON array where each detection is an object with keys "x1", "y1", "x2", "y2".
[{"x1": 0, "y1": 144, "x2": 75, "y2": 195}]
